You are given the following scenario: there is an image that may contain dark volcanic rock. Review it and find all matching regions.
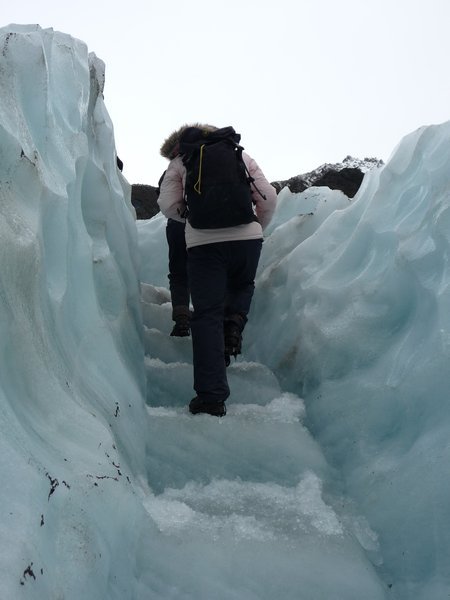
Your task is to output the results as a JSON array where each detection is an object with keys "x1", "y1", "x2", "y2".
[
  {"x1": 271, "y1": 177, "x2": 308, "y2": 195},
  {"x1": 131, "y1": 184, "x2": 159, "y2": 220},
  {"x1": 271, "y1": 156, "x2": 383, "y2": 198},
  {"x1": 313, "y1": 167, "x2": 364, "y2": 198}
]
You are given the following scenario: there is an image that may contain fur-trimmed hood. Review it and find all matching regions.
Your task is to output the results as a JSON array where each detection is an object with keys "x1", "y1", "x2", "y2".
[{"x1": 160, "y1": 123, "x2": 217, "y2": 160}]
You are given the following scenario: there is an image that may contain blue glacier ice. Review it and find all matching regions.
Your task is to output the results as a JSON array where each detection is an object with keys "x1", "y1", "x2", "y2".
[{"x1": 1, "y1": 23, "x2": 450, "y2": 600}]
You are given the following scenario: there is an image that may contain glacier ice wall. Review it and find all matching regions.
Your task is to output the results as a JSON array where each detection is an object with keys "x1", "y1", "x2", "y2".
[
  {"x1": 0, "y1": 24, "x2": 151, "y2": 598},
  {"x1": 245, "y1": 123, "x2": 450, "y2": 598}
]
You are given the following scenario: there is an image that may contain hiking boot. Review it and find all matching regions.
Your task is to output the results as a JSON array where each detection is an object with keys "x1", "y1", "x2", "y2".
[
  {"x1": 189, "y1": 397, "x2": 227, "y2": 417},
  {"x1": 170, "y1": 306, "x2": 191, "y2": 337},
  {"x1": 224, "y1": 315, "x2": 244, "y2": 366}
]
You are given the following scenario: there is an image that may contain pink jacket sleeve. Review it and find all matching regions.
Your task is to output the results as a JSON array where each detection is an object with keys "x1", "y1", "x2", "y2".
[
  {"x1": 157, "y1": 156, "x2": 185, "y2": 221},
  {"x1": 243, "y1": 153, "x2": 277, "y2": 230}
]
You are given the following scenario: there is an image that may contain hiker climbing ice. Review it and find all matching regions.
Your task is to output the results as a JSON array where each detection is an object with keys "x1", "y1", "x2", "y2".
[{"x1": 158, "y1": 124, "x2": 277, "y2": 416}]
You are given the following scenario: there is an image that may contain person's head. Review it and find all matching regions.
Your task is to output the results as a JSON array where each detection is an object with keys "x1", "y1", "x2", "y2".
[{"x1": 160, "y1": 123, "x2": 217, "y2": 160}]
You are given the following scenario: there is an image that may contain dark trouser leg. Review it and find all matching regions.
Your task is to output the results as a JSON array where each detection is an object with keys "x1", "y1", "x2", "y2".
[
  {"x1": 166, "y1": 219, "x2": 189, "y2": 314},
  {"x1": 223, "y1": 239, "x2": 263, "y2": 363},
  {"x1": 188, "y1": 244, "x2": 229, "y2": 403},
  {"x1": 224, "y1": 239, "x2": 263, "y2": 323}
]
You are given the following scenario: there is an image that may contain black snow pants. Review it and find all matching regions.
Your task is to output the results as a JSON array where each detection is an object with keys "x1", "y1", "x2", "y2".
[{"x1": 187, "y1": 238, "x2": 263, "y2": 403}]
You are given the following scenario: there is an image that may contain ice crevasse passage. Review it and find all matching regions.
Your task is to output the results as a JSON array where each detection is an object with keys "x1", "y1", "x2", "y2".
[{"x1": 1, "y1": 23, "x2": 450, "y2": 600}]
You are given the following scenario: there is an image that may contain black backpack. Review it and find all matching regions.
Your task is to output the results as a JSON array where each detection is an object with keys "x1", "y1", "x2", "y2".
[{"x1": 179, "y1": 126, "x2": 261, "y2": 229}]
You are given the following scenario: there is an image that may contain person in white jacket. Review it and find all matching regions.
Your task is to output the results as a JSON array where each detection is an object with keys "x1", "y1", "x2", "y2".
[{"x1": 158, "y1": 124, "x2": 277, "y2": 416}]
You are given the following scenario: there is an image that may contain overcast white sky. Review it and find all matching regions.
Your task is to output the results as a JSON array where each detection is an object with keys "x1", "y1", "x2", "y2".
[{"x1": 3, "y1": 0, "x2": 450, "y2": 185}]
